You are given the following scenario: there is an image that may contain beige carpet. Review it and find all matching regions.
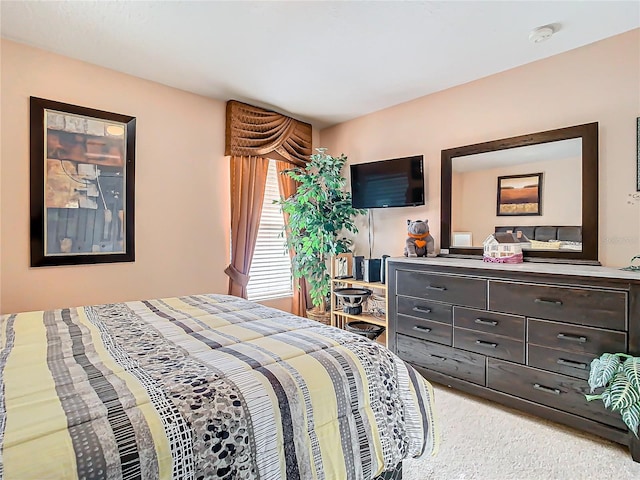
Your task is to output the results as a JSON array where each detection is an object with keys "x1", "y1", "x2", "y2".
[{"x1": 403, "y1": 383, "x2": 640, "y2": 480}]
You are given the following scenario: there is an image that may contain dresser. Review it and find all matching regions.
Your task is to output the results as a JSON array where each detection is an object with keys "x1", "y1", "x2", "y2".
[{"x1": 386, "y1": 257, "x2": 640, "y2": 461}]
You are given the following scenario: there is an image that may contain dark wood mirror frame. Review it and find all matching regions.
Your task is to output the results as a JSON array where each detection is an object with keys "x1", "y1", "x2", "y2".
[{"x1": 440, "y1": 122, "x2": 599, "y2": 264}]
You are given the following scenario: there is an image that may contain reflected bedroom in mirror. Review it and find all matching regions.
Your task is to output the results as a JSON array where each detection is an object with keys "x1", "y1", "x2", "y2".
[{"x1": 440, "y1": 122, "x2": 599, "y2": 264}]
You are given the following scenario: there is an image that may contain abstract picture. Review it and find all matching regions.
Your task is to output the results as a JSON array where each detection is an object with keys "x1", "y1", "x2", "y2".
[
  {"x1": 30, "y1": 97, "x2": 136, "y2": 266},
  {"x1": 497, "y1": 173, "x2": 542, "y2": 216}
]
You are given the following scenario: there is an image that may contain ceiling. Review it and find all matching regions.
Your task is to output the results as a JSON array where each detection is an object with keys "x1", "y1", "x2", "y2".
[
  {"x1": 453, "y1": 138, "x2": 581, "y2": 172},
  {"x1": 1, "y1": 1, "x2": 638, "y2": 129}
]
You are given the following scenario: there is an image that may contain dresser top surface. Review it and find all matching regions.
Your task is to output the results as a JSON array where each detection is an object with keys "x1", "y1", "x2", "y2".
[{"x1": 388, "y1": 256, "x2": 640, "y2": 282}]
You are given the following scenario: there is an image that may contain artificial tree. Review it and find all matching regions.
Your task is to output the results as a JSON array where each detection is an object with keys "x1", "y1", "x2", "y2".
[{"x1": 277, "y1": 148, "x2": 365, "y2": 317}]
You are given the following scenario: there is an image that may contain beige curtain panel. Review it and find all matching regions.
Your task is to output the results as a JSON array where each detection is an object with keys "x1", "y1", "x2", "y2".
[
  {"x1": 225, "y1": 100, "x2": 312, "y2": 166},
  {"x1": 225, "y1": 155, "x2": 269, "y2": 298},
  {"x1": 276, "y1": 160, "x2": 308, "y2": 317}
]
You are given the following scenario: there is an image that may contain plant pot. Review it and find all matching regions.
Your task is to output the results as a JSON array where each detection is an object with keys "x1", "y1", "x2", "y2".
[{"x1": 306, "y1": 308, "x2": 331, "y2": 326}]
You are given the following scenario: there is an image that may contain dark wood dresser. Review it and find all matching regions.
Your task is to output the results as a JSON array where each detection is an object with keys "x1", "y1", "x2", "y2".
[{"x1": 386, "y1": 257, "x2": 640, "y2": 461}]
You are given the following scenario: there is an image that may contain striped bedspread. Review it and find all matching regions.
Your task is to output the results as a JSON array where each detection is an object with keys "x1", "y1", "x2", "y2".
[{"x1": 0, "y1": 294, "x2": 437, "y2": 479}]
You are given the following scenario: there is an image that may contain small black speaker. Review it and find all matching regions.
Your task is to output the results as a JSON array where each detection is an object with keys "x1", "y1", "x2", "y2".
[
  {"x1": 363, "y1": 258, "x2": 381, "y2": 283},
  {"x1": 353, "y1": 256, "x2": 365, "y2": 280},
  {"x1": 380, "y1": 255, "x2": 390, "y2": 284}
]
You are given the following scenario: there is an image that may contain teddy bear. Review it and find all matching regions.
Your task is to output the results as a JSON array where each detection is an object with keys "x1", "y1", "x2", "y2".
[{"x1": 404, "y1": 219, "x2": 436, "y2": 257}]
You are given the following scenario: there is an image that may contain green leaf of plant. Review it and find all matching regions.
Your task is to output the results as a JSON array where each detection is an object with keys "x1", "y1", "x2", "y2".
[
  {"x1": 588, "y1": 353, "x2": 621, "y2": 392},
  {"x1": 621, "y1": 402, "x2": 640, "y2": 437},
  {"x1": 605, "y1": 372, "x2": 640, "y2": 411},
  {"x1": 623, "y1": 357, "x2": 640, "y2": 393},
  {"x1": 601, "y1": 388, "x2": 613, "y2": 409}
]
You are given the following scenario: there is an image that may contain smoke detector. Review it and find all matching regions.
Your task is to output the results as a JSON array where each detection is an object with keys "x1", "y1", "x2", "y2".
[{"x1": 529, "y1": 25, "x2": 556, "y2": 43}]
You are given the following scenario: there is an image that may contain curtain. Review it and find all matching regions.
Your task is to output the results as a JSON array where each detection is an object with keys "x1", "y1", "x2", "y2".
[
  {"x1": 224, "y1": 100, "x2": 312, "y2": 309},
  {"x1": 276, "y1": 160, "x2": 308, "y2": 317},
  {"x1": 225, "y1": 100, "x2": 312, "y2": 165},
  {"x1": 224, "y1": 155, "x2": 269, "y2": 298}
]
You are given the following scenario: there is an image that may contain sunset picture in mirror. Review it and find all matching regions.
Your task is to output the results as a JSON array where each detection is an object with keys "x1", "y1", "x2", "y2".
[{"x1": 497, "y1": 173, "x2": 542, "y2": 216}]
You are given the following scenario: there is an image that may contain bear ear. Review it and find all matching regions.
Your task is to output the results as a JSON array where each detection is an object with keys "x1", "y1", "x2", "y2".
[{"x1": 407, "y1": 219, "x2": 411, "y2": 225}]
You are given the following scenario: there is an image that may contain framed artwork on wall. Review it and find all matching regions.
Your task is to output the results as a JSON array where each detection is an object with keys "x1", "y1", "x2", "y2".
[
  {"x1": 496, "y1": 172, "x2": 543, "y2": 216},
  {"x1": 30, "y1": 97, "x2": 136, "y2": 267}
]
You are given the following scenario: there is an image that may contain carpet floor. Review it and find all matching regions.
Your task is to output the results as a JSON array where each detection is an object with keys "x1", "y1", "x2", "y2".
[{"x1": 403, "y1": 383, "x2": 640, "y2": 480}]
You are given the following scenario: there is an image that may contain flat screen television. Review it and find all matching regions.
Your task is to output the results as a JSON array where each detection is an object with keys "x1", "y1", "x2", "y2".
[{"x1": 350, "y1": 155, "x2": 424, "y2": 208}]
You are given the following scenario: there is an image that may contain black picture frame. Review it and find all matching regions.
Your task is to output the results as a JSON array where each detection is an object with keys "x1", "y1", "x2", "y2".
[
  {"x1": 636, "y1": 117, "x2": 640, "y2": 192},
  {"x1": 30, "y1": 97, "x2": 136, "y2": 267},
  {"x1": 496, "y1": 172, "x2": 543, "y2": 216}
]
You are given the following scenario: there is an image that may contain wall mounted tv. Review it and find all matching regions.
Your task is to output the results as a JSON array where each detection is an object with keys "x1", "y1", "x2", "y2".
[{"x1": 350, "y1": 155, "x2": 424, "y2": 209}]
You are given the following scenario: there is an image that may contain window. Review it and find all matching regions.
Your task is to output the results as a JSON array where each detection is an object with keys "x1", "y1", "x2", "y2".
[{"x1": 246, "y1": 160, "x2": 293, "y2": 301}]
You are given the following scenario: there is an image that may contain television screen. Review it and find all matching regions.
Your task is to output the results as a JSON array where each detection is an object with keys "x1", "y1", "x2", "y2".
[{"x1": 350, "y1": 155, "x2": 424, "y2": 208}]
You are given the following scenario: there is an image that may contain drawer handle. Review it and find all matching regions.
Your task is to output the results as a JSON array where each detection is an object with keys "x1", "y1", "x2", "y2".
[
  {"x1": 534, "y1": 298, "x2": 563, "y2": 306},
  {"x1": 425, "y1": 285, "x2": 447, "y2": 292},
  {"x1": 430, "y1": 354, "x2": 447, "y2": 361},
  {"x1": 533, "y1": 383, "x2": 561, "y2": 395},
  {"x1": 557, "y1": 333, "x2": 587, "y2": 343},
  {"x1": 475, "y1": 318, "x2": 499, "y2": 326},
  {"x1": 412, "y1": 306, "x2": 432, "y2": 314},
  {"x1": 475, "y1": 340, "x2": 498, "y2": 348},
  {"x1": 557, "y1": 358, "x2": 588, "y2": 370},
  {"x1": 412, "y1": 325, "x2": 432, "y2": 333}
]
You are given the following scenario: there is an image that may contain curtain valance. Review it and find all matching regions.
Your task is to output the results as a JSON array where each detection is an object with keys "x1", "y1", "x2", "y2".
[{"x1": 225, "y1": 100, "x2": 312, "y2": 166}]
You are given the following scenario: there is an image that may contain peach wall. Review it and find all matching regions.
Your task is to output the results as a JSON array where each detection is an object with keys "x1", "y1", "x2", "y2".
[
  {"x1": 320, "y1": 29, "x2": 640, "y2": 267},
  {"x1": 1, "y1": 39, "x2": 231, "y2": 313}
]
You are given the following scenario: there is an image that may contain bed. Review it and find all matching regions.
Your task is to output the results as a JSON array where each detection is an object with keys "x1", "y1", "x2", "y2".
[
  {"x1": 0, "y1": 294, "x2": 437, "y2": 479},
  {"x1": 494, "y1": 225, "x2": 583, "y2": 251}
]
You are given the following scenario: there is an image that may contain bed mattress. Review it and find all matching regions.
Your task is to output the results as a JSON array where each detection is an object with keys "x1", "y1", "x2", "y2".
[{"x1": 0, "y1": 294, "x2": 436, "y2": 479}]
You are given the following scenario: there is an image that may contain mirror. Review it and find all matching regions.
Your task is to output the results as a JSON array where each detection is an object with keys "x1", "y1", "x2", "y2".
[{"x1": 441, "y1": 123, "x2": 599, "y2": 264}]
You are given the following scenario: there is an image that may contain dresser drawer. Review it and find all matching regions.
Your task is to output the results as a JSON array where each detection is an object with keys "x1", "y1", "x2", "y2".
[
  {"x1": 528, "y1": 319, "x2": 627, "y2": 355},
  {"x1": 487, "y1": 358, "x2": 626, "y2": 429},
  {"x1": 454, "y1": 327, "x2": 524, "y2": 363},
  {"x1": 453, "y1": 306, "x2": 524, "y2": 340},
  {"x1": 396, "y1": 270, "x2": 487, "y2": 309},
  {"x1": 397, "y1": 296, "x2": 453, "y2": 324},
  {"x1": 397, "y1": 314, "x2": 452, "y2": 346},
  {"x1": 528, "y1": 345, "x2": 595, "y2": 380},
  {"x1": 489, "y1": 281, "x2": 626, "y2": 330},
  {"x1": 397, "y1": 334, "x2": 486, "y2": 385}
]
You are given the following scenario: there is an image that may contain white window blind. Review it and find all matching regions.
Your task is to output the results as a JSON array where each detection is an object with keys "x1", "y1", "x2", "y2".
[{"x1": 246, "y1": 160, "x2": 293, "y2": 301}]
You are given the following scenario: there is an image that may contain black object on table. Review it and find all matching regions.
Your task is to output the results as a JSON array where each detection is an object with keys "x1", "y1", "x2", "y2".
[{"x1": 345, "y1": 321, "x2": 385, "y2": 340}]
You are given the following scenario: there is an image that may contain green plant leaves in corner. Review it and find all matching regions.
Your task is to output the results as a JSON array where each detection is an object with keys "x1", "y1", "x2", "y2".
[{"x1": 586, "y1": 352, "x2": 640, "y2": 436}]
